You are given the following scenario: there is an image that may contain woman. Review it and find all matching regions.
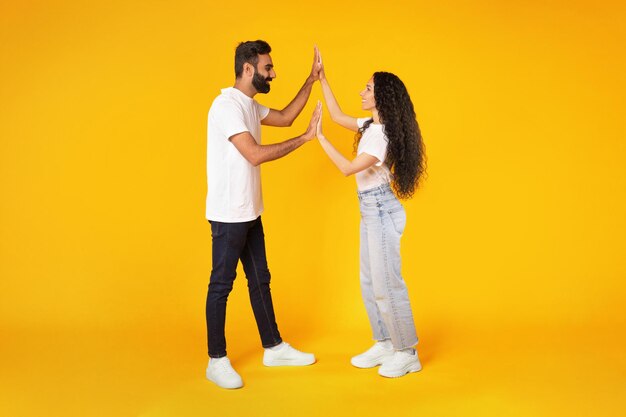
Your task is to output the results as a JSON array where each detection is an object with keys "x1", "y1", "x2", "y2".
[{"x1": 316, "y1": 62, "x2": 426, "y2": 378}]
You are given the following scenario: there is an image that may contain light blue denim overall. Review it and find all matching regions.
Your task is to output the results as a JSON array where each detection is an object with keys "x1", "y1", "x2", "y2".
[{"x1": 357, "y1": 183, "x2": 418, "y2": 349}]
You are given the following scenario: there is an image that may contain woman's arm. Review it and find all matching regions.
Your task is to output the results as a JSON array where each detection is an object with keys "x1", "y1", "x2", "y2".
[
  {"x1": 318, "y1": 50, "x2": 359, "y2": 132},
  {"x1": 317, "y1": 111, "x2": 378, "y2": 176}
]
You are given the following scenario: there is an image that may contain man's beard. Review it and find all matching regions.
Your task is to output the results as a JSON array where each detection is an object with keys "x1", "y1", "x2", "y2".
[{"x1": 252, "y1": 69, "x2": 272, "y2": 94}]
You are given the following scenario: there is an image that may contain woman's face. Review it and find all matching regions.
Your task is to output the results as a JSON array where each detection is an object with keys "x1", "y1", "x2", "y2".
[{"x1": 360, "y1": 77, "x2": 376, "y2": 111}]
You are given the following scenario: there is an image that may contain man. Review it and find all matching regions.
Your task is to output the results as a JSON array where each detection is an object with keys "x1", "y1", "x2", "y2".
[{"x1": 205, "y1": 40, "x2": 322, "y2": 389}]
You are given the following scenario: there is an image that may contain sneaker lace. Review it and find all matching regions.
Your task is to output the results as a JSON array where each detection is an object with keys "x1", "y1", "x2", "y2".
[
  {"x1": 214, "y1": 359, "x2": 235, "y2": 375},
  {"x1": 367, "y1": 343, "x2": 388, "y2": 355},
  {"x1": 390, "y1": 350, "x2": 413, "y2": 364}
]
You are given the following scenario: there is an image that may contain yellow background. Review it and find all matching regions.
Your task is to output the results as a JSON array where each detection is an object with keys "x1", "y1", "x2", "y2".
[{"x1": 1, "y1": 0, "x2": 625, "y2": 416}]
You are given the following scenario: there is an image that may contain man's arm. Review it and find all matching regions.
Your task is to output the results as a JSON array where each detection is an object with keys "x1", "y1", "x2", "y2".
[
  {"x1": 262, "y1": 46, "x2": 322, "y2": 127},
  {"x1": 231, "y1": 102, "x2": 321, "y2": 166}
]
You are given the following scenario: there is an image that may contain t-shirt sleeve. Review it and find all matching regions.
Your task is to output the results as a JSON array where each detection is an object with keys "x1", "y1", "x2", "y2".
[
  {"x1": 357, "y1": 117, "x2": 371, "y2": 129},
  {"x1": 359, "y1": 131, "x2": 387, "y2": 167},
  {"x1": 212, "y1": 100, "x2": 249, "y2": 139},
  {"x1": 258, "y1": 102, "x2": 270, "y2": 120}
]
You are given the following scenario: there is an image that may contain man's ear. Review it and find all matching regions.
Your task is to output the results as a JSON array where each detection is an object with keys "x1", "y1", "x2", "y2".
[{"x1": 243, "y1": 62, "x2": 254, "y2": 77}]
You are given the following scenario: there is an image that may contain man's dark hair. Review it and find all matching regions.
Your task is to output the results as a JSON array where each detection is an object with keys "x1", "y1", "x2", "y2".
[{"x1": 234, "y1": 40, "x2": 272, "y2": 78}]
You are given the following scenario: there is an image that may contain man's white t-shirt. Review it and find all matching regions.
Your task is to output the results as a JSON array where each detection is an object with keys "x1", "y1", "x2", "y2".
[
  {"x1": 206, "y1": 87, "x2": 270, "y2": 222},
  {"x1": 356, "y1": 118, "x2": 392, "y2": 191}
]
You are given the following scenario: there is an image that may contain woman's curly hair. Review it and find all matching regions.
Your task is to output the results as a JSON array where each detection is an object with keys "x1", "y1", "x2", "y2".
[{"x1": 355, "y1": 72, "x2": 426, "y2": 199}]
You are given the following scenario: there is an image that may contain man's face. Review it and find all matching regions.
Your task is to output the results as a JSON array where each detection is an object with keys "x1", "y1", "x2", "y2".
[{"x1": 252, "y1": 54, "x2": 276, "y2": 94}]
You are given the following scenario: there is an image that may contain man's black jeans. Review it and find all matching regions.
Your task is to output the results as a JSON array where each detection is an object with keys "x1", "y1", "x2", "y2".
[{"x1": 206, "y1": 216, "x2": 282, "y2": 358}]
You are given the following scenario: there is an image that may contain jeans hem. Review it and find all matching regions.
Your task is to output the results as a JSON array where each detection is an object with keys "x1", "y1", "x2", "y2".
[
  {"x1": 262, "y1": 339, "x2": 284, "y2": 349},
  {"x1": 392, "y1": 339, "x2": 419, "y2": 351}
]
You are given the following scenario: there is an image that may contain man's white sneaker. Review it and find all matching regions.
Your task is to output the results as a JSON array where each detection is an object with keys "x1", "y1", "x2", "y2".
[
  {"x1": 263, "y1": 342, "x2": 316, "y2": 366},
  {"x1": 378, "y1": 349, "x2": 422, "y2": 378},
  {"x1": 206, "y1": 357, "x2": 243, "y2": 389},
  {"x1": 351, "y1": 342, "x2": 395, "y2": 368}
]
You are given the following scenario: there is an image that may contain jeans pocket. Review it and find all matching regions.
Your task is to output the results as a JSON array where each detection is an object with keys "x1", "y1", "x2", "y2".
[
  {"x1": 361, "y1": 198, "x2": 379, "y2": 208},
  {"x1": 387, "y1": 207, "x2": 406, "y2": 235},
  {"x1": 209, "y1": 220, "x2": 223, "y2": 239}
]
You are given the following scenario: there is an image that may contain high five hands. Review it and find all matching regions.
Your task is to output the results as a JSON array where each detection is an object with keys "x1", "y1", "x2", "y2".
[
  {"x1": 304, "y1": 46, "x2": 326, "y2": 140},
  {"x1": 309, "y1": 46, "x2": 323, "y2": 82},
  {"x1": 316, "y1": 101, "x2": 325, "y2": 140},
  {"x1": 302, "y1": 101, "x2": 322, "y2": 141}
]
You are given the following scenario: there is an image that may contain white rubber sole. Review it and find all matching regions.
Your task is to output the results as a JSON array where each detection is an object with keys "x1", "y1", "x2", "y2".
[
  {"x1": 206, "y1": 371, "x2": 244, "y2": 389},
  {"x1": 350, "y1": 354, "x2": 394, "y2": 369},
  {"x1": 263, "y1": 356, "x2": 316, "y2": 367},
  {"x1": 378, "y1": 361, "x2": 422, "y2": 378}
]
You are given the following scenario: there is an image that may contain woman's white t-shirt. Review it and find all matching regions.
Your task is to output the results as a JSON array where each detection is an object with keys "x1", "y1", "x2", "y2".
[{"x1": 355, "y1": 118, "x2": 392, "y2": 191}]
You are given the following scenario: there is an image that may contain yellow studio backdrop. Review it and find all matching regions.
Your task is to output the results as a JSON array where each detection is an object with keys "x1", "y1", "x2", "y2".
[{"x1": 1, "y1": 1, "x2": 625, "y2": 416}]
